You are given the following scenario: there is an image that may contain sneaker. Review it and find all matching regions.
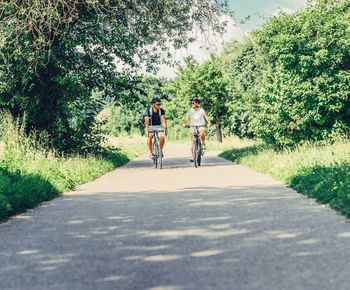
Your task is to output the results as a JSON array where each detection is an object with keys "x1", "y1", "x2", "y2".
[{"x1": 149, "y1": 154, "x2": 154, "y2": 159}]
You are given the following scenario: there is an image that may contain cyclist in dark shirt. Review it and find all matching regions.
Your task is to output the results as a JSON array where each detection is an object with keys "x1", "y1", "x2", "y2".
[{"x1": 144, "y1": 98, "x2": 167, "y2": 158}]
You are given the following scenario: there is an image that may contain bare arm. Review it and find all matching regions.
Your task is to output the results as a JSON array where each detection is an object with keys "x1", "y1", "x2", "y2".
[
  {"x1": 145, "y1": 116, "x2": 150, "y2": 136},
  {"x1": 204, "y1": 113, "x2": 211, "y2": 128},
  {"x1": 182, "y1": 114, "x2": 189, "y2": 127},
  {"x1": 161, "y1": 115, "x2": 167, "y2": 130}
]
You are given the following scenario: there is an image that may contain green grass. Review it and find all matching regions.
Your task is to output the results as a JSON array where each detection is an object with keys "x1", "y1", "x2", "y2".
[
  {"x1": 206, "y1": 136, "x2": 256, "y2": 154},
  {"x1": 0, "y1": 112, "x2": 145, "y2": 221},
  {"x1": 220, "y1": 141, "x2": 350, "y2": 217}
]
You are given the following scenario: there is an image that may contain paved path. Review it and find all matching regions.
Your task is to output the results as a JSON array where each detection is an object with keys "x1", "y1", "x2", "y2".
[{"x1": 1, "y1": 143, "x2": 350, "y2": 290}]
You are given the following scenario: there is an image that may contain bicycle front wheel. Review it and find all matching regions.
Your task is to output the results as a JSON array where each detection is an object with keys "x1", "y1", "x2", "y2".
[
  {"x1": 153, "y1": 156, "x2": 158, "y2": 168},
  {"x1": 197, "y1": 146, "x2": 202, "y2": 166},
  {"x1": 192, "y1": 141, "x2": 198, "y2": 168},
  {"x1": 152, "y1": 143, "x2": 158, "y2": 168},
  {"x1": 159, "y1": 153, "x2": 162, "y2": 169}
]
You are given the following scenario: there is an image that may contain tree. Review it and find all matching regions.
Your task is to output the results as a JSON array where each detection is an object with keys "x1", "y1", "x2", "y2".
[
  {"x1": 166, "y1": 0, "x2": 350, "y2": 147},
  {"x1": 165, "y1": 55, "x2": 228, "y2": 142},
  {"x1": 195, "y1": 55, "x2": 228, "y2": 142},
  {"x1": 253, "y1": 0, "x2": 350, "y2": 147},
  {"x1": 221, "y1": 38, "x2": 265, "y2": 138},
  {"x1": 102, "y1": 76, "x2": 170, "y2": 136},
  {"x1": 0, "y1": 0, "x2": 230, "y2": 151}
]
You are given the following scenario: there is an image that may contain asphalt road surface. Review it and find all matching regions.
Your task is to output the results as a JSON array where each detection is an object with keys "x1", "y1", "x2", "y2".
[{"x1": 1, "y1": 143, "x2": 350, "y2": 290}]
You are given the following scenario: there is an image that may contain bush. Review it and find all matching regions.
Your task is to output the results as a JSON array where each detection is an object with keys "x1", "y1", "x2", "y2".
[
  {"x1": 0, "y1": 111, "x2": 143, "y2": 220},
  {"x1": 222, "y1": 39, "x2": 264, "y2": 139},
  {"x1": 220, "y1": 140, "x2": 350, "y2": 217},
  {"x1": 290, "y1": 162, "x2": 350, "y2": 216},
  {"x1": 252, "y1": 1, "x2": 350, "y2": 147}
]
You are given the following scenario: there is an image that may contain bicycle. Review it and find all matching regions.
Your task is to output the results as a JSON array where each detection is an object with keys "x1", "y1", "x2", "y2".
[
  {"x1": 187, "y1": 125, "x2": 206, "y2": 168},
  {"x1": 149, "y1": 128, "x2": 164, "y2": 169}
]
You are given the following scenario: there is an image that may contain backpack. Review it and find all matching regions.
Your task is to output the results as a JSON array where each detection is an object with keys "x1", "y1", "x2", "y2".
[{"x1": 147, "y1": 106, "x2": 161, "y2": 126}]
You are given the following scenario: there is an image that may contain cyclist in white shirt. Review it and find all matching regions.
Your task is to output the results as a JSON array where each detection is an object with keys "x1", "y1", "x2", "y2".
[{"x1": 182, "y1": 98, "x2": 211, "y2": 153}]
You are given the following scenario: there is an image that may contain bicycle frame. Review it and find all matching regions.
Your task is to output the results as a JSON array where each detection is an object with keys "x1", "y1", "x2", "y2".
[
  {"x1": 150, "y1": 129, "x2": 163, "y2": 169},
  {"x1": 190, "y1": 126, "x2": 204, "y2": 168}
]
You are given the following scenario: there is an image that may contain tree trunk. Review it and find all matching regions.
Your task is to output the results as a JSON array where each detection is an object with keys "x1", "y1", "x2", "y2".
[{"x1": 215, "y1": 115, "x2": 223, "y2": 143}]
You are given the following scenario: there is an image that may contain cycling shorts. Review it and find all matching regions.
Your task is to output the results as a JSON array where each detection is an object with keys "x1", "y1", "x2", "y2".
[
  {"x1": 189, "y1": 125, "x2": 206, "y2": 134},
  {"x1": 149, "y1": 125, "x2": 165, "y2": 137}
]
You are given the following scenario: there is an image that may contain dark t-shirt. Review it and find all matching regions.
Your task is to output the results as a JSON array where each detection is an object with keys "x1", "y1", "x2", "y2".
[{"x1": 145, "y1": 107, "x2": 165, "y2": 126}]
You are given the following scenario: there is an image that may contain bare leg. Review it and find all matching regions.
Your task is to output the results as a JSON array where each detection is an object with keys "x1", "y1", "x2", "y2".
[
  {"x1": 147, "y1": 135, "x2": 153, "y2": 154},
  {"x1": 199, "y1": 128, "x2": 206, "y2": 145},
  {"x1": 190, "y1": 132, "x2": 194, "y2": 155},
  {"x1": 160, "y1": 136, "x2": 165, "y2": 150}
]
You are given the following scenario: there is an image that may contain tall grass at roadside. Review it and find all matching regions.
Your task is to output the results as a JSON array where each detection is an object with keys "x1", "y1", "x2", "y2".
[
  {"x1": 206, "y1": 136, "x2": 256, "y2": 153},
  {"x1": 0, "y1": 111, "x2": 145, "y2": 220},
  {"x1": 220, "y1": 141, "x2": 350, "y2": 217}
]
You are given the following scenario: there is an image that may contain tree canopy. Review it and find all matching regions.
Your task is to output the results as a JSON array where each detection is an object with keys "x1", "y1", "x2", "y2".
[
  {"x1": 165, "y1": 0, "x2": 350, "y2": 147},
  {"x1": 0, "y1": 0, "x2": 229, "y2": 151}
]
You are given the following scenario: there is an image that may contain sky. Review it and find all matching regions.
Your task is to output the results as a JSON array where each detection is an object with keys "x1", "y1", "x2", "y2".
[
  {"x1": 229, "y1": 0, "x2": 307, "y2": 32},
  {"x1": 155, "y1": 0, "x2": 308, "y2": 78}
]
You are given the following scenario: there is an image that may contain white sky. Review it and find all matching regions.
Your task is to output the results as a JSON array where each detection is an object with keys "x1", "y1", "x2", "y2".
[{"x1": 155, "y1": 16, "x2": 243, "y2": 79}]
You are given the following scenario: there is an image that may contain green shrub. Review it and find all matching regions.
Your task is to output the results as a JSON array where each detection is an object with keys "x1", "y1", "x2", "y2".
[
  {"x1": 222, "y1": 38, "x2": 264, "y2": 139},
  {"x1": 0, "y1": 111, "x2": 143, "y2": 220},
  {"x1": 252, "y1": 0, "x2": 350, "y2": 147},
  {"x1": 220, "y1": 140, "x2": 350, "y2": 217},
  {"x1": 290, "y1": 162, "x2": 350, "y2": 216}
]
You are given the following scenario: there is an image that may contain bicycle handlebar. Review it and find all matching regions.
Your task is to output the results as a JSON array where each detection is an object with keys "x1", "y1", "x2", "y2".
[
  {"x1": 185, "y1": 125, "x2": 207, "y2": 128},
  {"x1": 149, "y1": 129, "x2": 165, "y2": 134}
]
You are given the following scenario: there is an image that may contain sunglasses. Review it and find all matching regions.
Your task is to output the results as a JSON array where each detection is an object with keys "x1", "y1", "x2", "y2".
[
  {"x1": 191, "y1": 102, "x2": 197, "y2": 105},
  {"x1": 155, "y1": 103, "x2": 161, "y2": 106}
]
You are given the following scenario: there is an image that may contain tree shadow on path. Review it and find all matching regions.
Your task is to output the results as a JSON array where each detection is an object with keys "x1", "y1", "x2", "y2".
[
  {"x1": 1, "y1": 185, "x2": 350, "y2": 290},
  {"x1": 124, "y1": 156, "x2": 232, "y2": 170}
]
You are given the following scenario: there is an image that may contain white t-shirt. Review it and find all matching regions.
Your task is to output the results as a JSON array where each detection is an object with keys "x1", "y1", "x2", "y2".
[{"x1": 187, "y1": 108, "x2": 206, "y2": 126}]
